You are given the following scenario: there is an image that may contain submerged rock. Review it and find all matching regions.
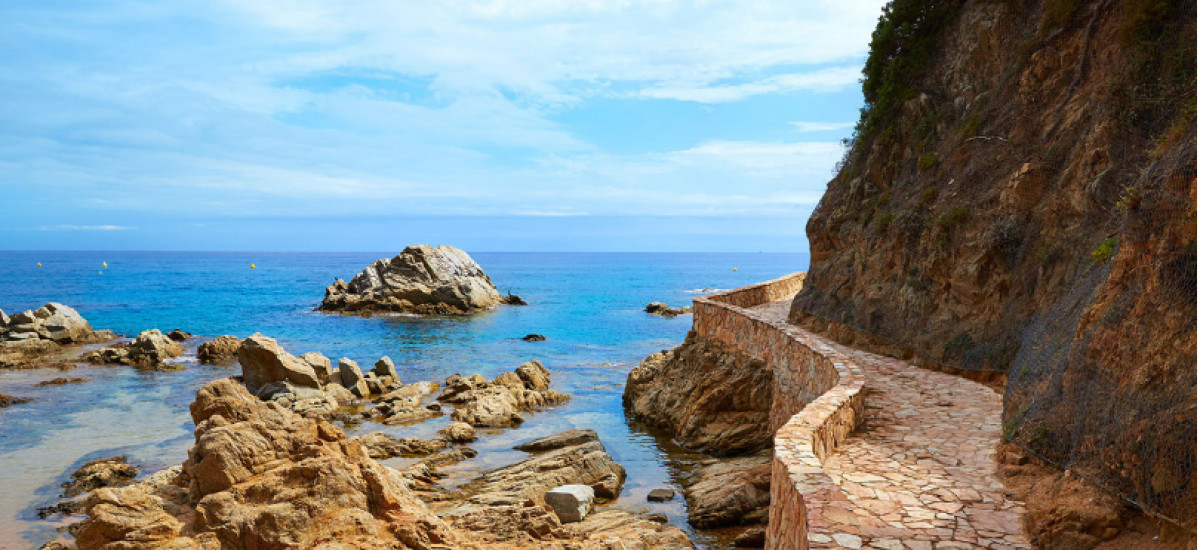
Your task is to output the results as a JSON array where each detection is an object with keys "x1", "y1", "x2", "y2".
[
  {"x1": 319, "y1": 244, "x2": 511, "y2": 315},
  {"x1": 514, "y1": 429, "x2": 599, "y2": 452},
  {"x1": 647, "y1": 488, "x2": 676, "y2": 502},
  {"x1": 196, "y1": 335, "x2": 239, "y2": 363},
  {"x1": 645, "y1": 302, "x2": 692, "y2": 317},
  {"x1": 61, "y1": 456, "x2": 138, "y2": 498},
  {"x1": 522, "y1": 334, "x2": 547, "y2": 341},
  {"x1": 0, "y1": 393, "x2": 30, "y2": 407}
]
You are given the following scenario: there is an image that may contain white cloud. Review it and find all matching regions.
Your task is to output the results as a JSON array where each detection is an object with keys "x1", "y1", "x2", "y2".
[
  {"x1": 639, "y1": 67, "x2": 863, "y2": 103},
  {"x1": 37, "y1": 225, "x2": 135, "y2": 231},
  {"x1": 790, "y1": 121, "x2": 857, "y2": 133}
]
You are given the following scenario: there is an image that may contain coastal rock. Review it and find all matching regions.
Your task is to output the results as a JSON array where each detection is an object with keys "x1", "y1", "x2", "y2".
[
  {"x1": 374, "y1": 355, "x2": 400, "y2": 379},
  {"x1": 684, "y1": 451, "x2": 772, "y2": 528},
  {"x1": 624, "y1": 334, "x2": 774, "y2": 455},
  {"x1": 0, "y1": 393, "x2": 30, "y2": 407},
  {"x1": 457, "y1": 437, "x2": 625, "y2": 508},
  {"x1": 37, "y1": 377, "x2": 89, "y2": 386},
  {"x1": 1, "y1": 303, "x2": 105, "y2": 346},
  {"x1": 645, "y1": 302, "x2": 692, "y2": 317},
  {"x1": 319, "y1": 244, "x2": 508, "y2": 315},
  {"x1": 236, "y1": 334, "x2": 321, "y2": 394},
  {"x1": 61, "y1": 456, "x2": 138, "y2": 498},
  {"x1": 352, "y1": 432, "x2": 448, "y2": 459},
  {"x1": 442, "y1": 361, "x2": 569, "y2": 428},
  {"x1": 75, "y1": 378, "x2": 458, "y2": 550},
  {"x1": 338, "y1": 357, "x2": 369, "y2": 397},
  {"x1": 544, "y1": 485, "x2": 594, "y2": 523},
  {"x1": 568, "y1": 509, "x2": 694, "y2": 549},
  {"x1": 647, "y1": 488, "x2": 676, "y2": 502},
  {"x1": 166, "y1": 329, "x2": 191, "y2": 341},
  {"x1": 125, "y1": 329, "x2": 184, "y2": 367},
  {"x1": 514, "y1": 429, "x2": 598, "y2": 452},
  {"x1": 299, "y1": 351, "x2": 334, "y2": 383},
  {"x1": 438, "y1": 422, "x2": 477, "y2": 443},
  {"x1": 522, "y1": 334, "x2": 547, "y2": 341},
  {"x1": 196, "y1": 335, "x2": 239, "y2": 363}
]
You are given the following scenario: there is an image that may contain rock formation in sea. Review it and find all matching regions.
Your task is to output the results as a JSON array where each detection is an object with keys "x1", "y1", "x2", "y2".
[
  {"x1": 71, "y1": 378, "x2": 692, "y2": 549},
  {"x1": 0, "y1": 303, "x2": 114, "y2": 368},
  {"x1": 644, "y1": 302, "x2": 692, "y2": 317},
  {"x1": 319, "y1": 244, "x2": 524, "y2": 315},
  {"x1": 438, "y1": 360, "x2": 570, "y2": 427},
  {"x1": 789, "y1": 0, "x2": 1196, "y2": 530},
  {"x1": 624, "y1": 333, "x2": 774, "y2": 455},
  {"x1": 197, "y1": 335, "x2": 239, "y2": 363},
  {"x1": 82, "y1": 329, "x2": 183, "y2": 369}
]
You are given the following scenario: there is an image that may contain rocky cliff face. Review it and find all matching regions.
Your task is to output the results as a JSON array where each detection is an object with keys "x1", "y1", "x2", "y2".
[{"x1": 791, "y1": 0, "x2": 1195, "y2": 527}]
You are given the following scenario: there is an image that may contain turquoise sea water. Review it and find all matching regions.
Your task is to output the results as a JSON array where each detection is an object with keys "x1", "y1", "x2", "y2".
[{"x1": 0, "y1": 251, "x2": 806, "y2": 548}]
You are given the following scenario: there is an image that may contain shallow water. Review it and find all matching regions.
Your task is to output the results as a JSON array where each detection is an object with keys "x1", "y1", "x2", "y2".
[{"x1": 0, "y1": 251, "x2": 806, "y2": 548}]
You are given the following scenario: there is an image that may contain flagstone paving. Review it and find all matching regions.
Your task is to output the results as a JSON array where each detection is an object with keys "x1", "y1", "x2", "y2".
[{"x1": 751, "y1": 300, "x2": 1029, "y2": 550}]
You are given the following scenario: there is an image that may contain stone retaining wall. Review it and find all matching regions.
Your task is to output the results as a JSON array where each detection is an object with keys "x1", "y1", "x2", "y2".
[{"x1": 692, "y1": 273, "x2": 865, "y2": 550}]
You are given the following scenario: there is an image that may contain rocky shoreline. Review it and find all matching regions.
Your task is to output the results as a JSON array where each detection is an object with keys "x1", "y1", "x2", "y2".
[{"x1": 5, "y1": 302, "x2": 705, "y2": 549}]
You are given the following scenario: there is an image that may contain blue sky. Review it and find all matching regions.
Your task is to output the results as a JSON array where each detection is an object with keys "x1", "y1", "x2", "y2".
[{"x1": 0, "y1": 0, "x2": 886, "y2": 252}]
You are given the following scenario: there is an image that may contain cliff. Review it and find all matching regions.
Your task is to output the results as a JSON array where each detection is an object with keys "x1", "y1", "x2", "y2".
[{"x1": 791, "y1": 0, "x2": 1195, "y2": 528}]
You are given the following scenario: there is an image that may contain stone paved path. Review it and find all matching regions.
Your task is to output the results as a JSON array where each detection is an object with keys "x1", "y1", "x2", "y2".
[{"x1": 752, "y1": 301, "x2": 1029, "y2": 550}]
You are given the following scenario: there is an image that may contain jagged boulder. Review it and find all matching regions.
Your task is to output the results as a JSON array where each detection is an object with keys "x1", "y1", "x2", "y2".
[
  {"x1": 684, "y1": 451, "x2": 772, "y2": 528},
  {"x1": 236, "y1": 334, "x2": 321, "y2": 394},
  {"x1": 126, "y1": 329, "x2": 184, "y2": 366},
  {"x1": 645, "y1": 302, "x2": 692, "y2": 317},
  {"x1": 1, "y1": 302, "x2": 103, "y2": 344},
  {"x1": 374, "y1": 356, "x2": 400, "y2": 379},
  {"x1": 319, "y1": 245, "x2": 516, "y2": 315},
  {"x1": 338, "y1": 357, "x2": 369, "y2": 397},
  {"x1": 74, "y1": 378, "x2": 459, "y2": 550},
  {"x1": 197, "y1": 335, "x2": 239, "y2": 363}
]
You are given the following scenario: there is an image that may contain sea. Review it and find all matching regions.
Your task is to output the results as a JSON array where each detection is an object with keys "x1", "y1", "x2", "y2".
[{"x1": 0, "y1": 250, "x2": 807, "y2": 549}]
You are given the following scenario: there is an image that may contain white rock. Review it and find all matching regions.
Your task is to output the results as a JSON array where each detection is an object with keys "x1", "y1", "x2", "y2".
[{"x1": 544, "y1": 484, "x2": 594, "y2": 523}]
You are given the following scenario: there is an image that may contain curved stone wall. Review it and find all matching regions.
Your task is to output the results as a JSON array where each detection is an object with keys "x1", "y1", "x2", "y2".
[{"x1": 692, "y1": 273, "x2": 865, "y2": 550}]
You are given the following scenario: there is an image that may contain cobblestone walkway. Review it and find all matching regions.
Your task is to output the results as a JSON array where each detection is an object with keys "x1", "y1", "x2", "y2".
[{"x1": 752, "y1": 301, "x2": 1029, "y2": 550}]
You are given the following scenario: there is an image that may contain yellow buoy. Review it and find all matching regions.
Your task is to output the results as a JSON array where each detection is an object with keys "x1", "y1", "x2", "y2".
[
  {"x1": 251, "y1": 263, "x2": 256, "y2": 269},
  {"x1": 37, "y1": 262, "x2": 42, "y2": 267},
  {"x1": 98, "y1": 271, "x2": 103, "y2": 275},
  {"x1": 733, "y1": 267, "x2": 738, "y2": 272},
  {"x1": 102, "y1": 262, "x2": 108, "y2": 268}
]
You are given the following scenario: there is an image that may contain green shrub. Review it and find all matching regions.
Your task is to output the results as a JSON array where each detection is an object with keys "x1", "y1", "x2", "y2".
[
  {"x1": 920, "y1": 186, "x2": 940, "y2": 206},
  {"x1": 958, "y1": 112, "x2": 984, "y2": 138},
  {"x1": 1040, "y1": 0, "x2": 1083, "y2": 31},
  {"x1": 876, "y1": 211, "x2": 896, "y2": 231},
  {"x1": 859, "y1": 0, "x2": 965, "y2": 135},
  {"x1": 935, "y1": 207, "x2": 969, "y2": 232},
  {"x1": 1090, "y1": 237, "x2": 1118, "y2": 263},
  {"x1": 917, "y1": 152, "x2": 940, "y2": 172}
]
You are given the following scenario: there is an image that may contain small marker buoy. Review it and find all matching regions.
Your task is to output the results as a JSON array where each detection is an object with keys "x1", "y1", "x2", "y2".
[
  {"x1": 37, "y1": 262, "x2": 42, "y2": 267},
  {"x1": 733, "y1": 267, "x2": 738, "y2": 272},
  {"x1": 251, "y1": 263, "x2": 256, "y2": 269},
  {"x1": 102, "y1": 262, "x2": 108, "y2": 268},
  {"x1": 98, "y1": 271, "x2": 103, "y2": 275}
]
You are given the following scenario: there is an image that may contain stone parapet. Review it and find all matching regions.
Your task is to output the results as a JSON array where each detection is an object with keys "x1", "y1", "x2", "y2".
[{"x1": 691, "y1": 273, "x2": 865, "y2": 550}]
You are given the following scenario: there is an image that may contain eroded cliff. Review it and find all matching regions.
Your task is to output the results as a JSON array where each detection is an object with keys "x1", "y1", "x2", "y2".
[{"x1": 790, "y1": 0, "x2": 1195, "y2": 528}]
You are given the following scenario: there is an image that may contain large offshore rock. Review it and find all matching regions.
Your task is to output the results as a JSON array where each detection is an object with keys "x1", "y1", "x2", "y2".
[
  {"x1": 235, "y1": 334, "x2": 321, "y2": 394},
  {"x1": 319, "y1": 244, "x2": 516, "y2": 315}
]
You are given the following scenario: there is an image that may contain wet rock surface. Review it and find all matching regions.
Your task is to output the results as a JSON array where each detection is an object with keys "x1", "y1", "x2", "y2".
[
  {"x1": 196, "y1": 335, "x2": 239, "y2": 363},
  {"x1": 0, "y1": 393, "x2": 31, "y2": 407},
  {"x1": 440, "y1": 360, "x2": 569, "y2": 428},
  {"x1": 624, "y1": 333, "x2": 773, "y2": 455},
  {"x1": 319, "y1": 244, "x2": 511, "y2": 315},
  {"x1": 514, "y1": 429, "x2": 598, "y2": 452},
  {"x1": 60, "y1": 456, "x2": 138, "y2": 498},
  {"x1": 0, "y1": 303, "x2": 114, "y2": 369},
  {"x1": 82, "y1": 329, "x2": 183, "y2": 369},
  {"x1": 645, "y1": 302, "x2": 692, "y2": 317},
  {"x1": 683, "y1": 451, "x2": 771, "y2": 529}
]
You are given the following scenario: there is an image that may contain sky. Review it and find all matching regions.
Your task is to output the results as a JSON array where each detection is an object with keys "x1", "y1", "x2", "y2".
[{"x1": 0, "y1": 0, "x2": 887, "y2": 252}]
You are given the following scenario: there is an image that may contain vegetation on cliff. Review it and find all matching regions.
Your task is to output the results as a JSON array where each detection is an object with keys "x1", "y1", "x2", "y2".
[{"x1": 792, "y1": 0, "x2": 1195, "y2": 529}]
